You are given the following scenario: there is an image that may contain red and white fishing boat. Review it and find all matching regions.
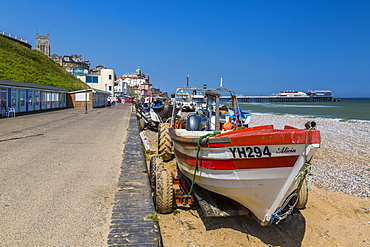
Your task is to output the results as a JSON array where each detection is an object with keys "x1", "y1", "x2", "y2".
[{"x1": 168, "y1": 87, "x2": 320, "y2": 225}]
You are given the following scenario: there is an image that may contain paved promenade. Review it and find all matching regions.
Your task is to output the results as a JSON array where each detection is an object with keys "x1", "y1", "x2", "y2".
[{"x1": 0, "y1": 106, "x2": 160, "y2": 246}]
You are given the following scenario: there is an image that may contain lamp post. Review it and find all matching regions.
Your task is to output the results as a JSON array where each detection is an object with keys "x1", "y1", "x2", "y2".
[{"x1": 84, "y1": 69, "x2": 88, "y2": 114}]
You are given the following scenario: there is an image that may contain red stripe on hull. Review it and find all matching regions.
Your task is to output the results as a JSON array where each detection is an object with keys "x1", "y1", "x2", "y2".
[
  {"x1": 218, "y1": 129, "x2": 320, "y2": 147},
  {"x1": 174, "y1": 149, "x2": 299, "y2": 170}
]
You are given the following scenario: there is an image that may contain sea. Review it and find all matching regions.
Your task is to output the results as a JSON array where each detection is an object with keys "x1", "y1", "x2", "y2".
[{"x1": 238, "y1": 98, "x2": 370, "y2": 123}]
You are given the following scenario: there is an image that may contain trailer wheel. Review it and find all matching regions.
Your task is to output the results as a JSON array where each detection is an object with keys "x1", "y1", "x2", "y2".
[
  {"x1": 158, "y1": 123, "x2": 167, "y2": 136},
  {"x1": 149, "y1": 156, "x2": 164, "y2": 188},
  {"x1": 155, "y1": 168, "x2": 174, "y2": 214},
  {"x1": 158, "y1": 123, "x2": 173, "y2": 162},
  {"x1": 139, "y1": 118, "x2": 146, "y2": 130},
  {"x1": 296, "y1": 178, "x2": 309, "y2": 209}
]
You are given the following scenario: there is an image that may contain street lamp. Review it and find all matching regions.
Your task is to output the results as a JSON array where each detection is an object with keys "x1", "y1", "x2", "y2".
[
  {"x1": 105, "y1": 83, "x2": 108, "y2": 107},
  {"x1": 84, "y1": 69, "x2": 89, "y2": 114}
]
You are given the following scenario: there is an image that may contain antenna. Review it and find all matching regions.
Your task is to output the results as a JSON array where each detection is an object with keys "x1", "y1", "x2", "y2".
[
  {"x1": 186, "y1": 74, "x2": 190, "y2": 88},
  {"x1": 220, "y1": 77, "x2": 223, "y2": 88}
]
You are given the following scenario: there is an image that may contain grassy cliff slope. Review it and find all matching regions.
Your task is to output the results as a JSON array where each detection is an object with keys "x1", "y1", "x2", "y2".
[{"x1": 0, "y1": 35, "x2": 87, "y2": 91}]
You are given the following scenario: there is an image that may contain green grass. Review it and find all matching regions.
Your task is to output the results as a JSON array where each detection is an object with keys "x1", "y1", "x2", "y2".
[
  {"x1": 186, "y1": 222, "x2": 196, "y2": 230},
  {"x1": 146, "y1": 212, "x2": 159, "y2": 223},
  {"x1": 0, "y1": 36, "x2": 87, "y2": 91}
]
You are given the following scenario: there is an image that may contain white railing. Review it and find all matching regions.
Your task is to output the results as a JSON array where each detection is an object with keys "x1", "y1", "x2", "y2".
[{"x1": 0, "y1": 31, "x2": 28, "y2": 43}]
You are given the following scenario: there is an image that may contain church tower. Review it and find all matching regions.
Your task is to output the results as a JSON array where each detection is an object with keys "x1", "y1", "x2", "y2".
[{"x1": 36, "y1": 31, "x2": 50, "y2": 57}]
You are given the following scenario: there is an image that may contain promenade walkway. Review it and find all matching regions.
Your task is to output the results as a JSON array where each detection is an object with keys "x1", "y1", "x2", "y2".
[{"x1": 0, "y1": 106, "x2": 160, "y2": 246}]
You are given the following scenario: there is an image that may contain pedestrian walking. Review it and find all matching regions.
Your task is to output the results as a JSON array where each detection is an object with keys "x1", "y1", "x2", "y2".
[{"x1": 130, "y1": 98, "x2": 135, "y2": 112}]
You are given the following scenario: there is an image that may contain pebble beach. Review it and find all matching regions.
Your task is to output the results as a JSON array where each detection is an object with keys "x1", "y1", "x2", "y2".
[{"x1": 249, "y1": 113, "x2": 370, "y2": 198}]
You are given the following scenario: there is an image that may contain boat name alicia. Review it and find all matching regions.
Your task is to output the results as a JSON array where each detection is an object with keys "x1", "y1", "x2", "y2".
[{"x1": 276, "y1": 147, "x2": 297, "y2": 154}]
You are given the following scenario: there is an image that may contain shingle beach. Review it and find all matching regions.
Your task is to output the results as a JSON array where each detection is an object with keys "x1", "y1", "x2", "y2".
[{"x1": 250, "y1": 113, "x2": 370, "y2": 198}]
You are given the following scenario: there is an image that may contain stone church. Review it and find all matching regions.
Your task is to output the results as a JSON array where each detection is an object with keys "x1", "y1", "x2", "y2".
[{"x1": 35, "y1": 31, "x2": 50, "y2": 57}]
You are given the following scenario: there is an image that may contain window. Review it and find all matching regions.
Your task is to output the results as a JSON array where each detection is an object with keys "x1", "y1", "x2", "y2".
[
  {"x1": 0, "y1": 88, "x2": 7, "y2": 107},
  {"x1": 42, "y1": 91, "x2": 47, "y2": 108},
  {"x1": 11, "y1": 89, "x2": 17, "y2": 107},
  {"x1": 86, "y1": 76, "x2": 98, "y2": 83},
  {"x1": 35, "y1": 91, "x2": 40, "y2": 106},
  {"x1": 28, "y1": 90, "x2": 33, "y2": 107},
  {"x1": 109, "y1": 75, "x2": 112, "y2": 80},
  {"x1": 109, "y1": 86, "x2": 112, "y2": 91},
  {"x1": 46, "y1": 92, "x2": 52, "y2": 109}
]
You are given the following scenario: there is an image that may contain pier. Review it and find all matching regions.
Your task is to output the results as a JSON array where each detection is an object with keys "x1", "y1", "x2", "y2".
[
  {"x1": 221, "y1": 95, "x2": 333, "y2": 103},
  {"x1": 220, "y1": 89, "x2": 334, "y2": 103}
]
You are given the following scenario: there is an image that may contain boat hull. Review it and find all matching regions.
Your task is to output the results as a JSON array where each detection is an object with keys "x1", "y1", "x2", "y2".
[{"x1": 171, "y1": 126, "x2": 320, "y2": 224}]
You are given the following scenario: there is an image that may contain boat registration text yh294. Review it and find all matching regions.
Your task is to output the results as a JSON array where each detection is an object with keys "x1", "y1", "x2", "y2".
[{"x1": 228, "y1": 145, "x2": 300, "y2": 159}]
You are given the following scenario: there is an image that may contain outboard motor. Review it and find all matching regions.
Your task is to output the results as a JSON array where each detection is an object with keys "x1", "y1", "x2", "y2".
[
  {"x1": 186, "y1": 115, "x2": 209, "y2": 131},
  {"x1": 186, "y1": 115, "x2": 200, "y2": 131}
]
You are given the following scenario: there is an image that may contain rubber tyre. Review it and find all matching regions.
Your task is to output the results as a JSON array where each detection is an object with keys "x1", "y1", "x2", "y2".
[
  {"x1": 158, "y1": 122, "x2": 168, "y2": 135},
  {"x1": 296, "y1": 178, "x2": 309, "y2": 209},
  {"x1": 139, "y1": 118, "x2": 146, "y2": 129},
  {"x1": 149, "y1": 156, "x2": 164, "y2": 188},
  {"x1": 158, "y1": 122, "x2": 166, "y2": 132},
  {"x1": 155, "y1": 168, "x2": 174, "y2": 214},
  {"x1": 158, "y1": 123, "x2": 173, "y2": 162}
]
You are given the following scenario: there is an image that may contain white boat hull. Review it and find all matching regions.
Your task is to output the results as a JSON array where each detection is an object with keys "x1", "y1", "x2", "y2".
[{"x1": 172, "y1": 130, "x2": 319, "y2": 224}]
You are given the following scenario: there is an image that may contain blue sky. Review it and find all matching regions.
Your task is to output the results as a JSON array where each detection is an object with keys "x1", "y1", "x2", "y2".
[{"x1": 1, "y1": 0, "x2": 370, "y2": 97}]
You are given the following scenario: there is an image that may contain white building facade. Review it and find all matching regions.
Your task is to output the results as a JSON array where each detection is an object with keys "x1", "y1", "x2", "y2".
[
  {"x1": 77, "y1": 68, "x2": 115, "y2": 96},
  {"x1": 115, "y1": 67, "x2": 149, "y2": 96}
]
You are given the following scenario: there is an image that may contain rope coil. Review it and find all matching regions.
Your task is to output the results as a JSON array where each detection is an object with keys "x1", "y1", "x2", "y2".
[{"x1": 270, "y1": 192, "x2": 298, "y2": 224}]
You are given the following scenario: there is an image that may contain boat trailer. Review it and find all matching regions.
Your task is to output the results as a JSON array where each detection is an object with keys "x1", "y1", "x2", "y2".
[{"x1": 172, "y1": 170, "x2": 249, "y2": 218}]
